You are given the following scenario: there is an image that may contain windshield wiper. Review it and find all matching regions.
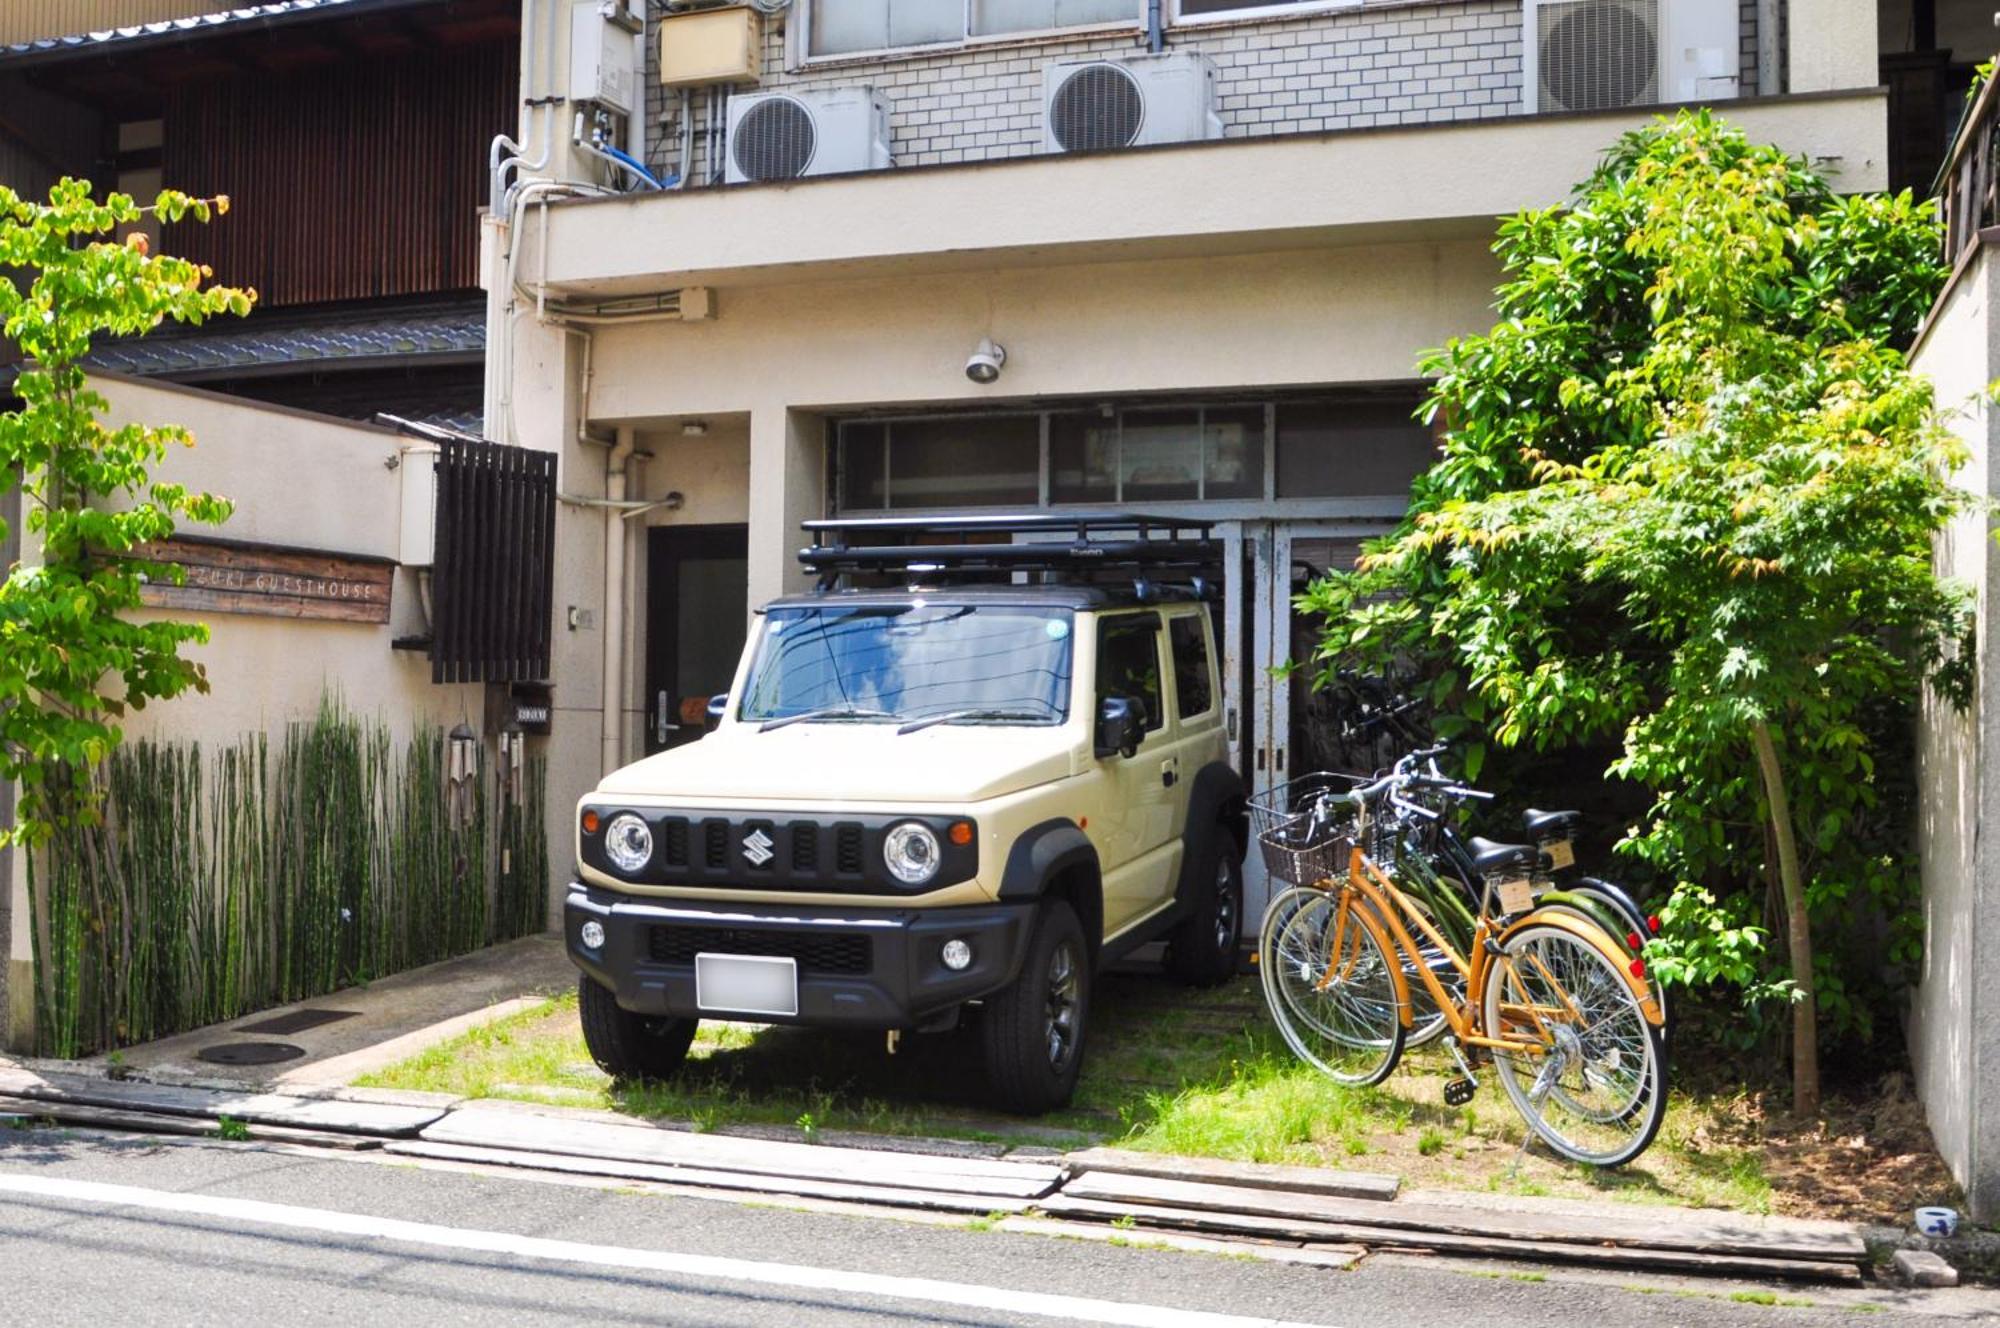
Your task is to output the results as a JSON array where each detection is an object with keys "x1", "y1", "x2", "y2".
[
  {"x1": 759, "y1": 705, "x2": 896, "y2": 733},
  {"x1": 896, "y1": 708, "x2": 1055, "y2": 736}
]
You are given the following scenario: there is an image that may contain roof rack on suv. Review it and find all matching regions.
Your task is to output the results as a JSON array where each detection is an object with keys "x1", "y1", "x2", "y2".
[{"x1": 799, "y1": 512, "x2": 1219, "y2": 599}]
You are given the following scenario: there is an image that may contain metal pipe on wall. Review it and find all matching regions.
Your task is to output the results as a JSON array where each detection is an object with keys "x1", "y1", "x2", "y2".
[
  {"x1": 1756, "y1": 0, "x2": 1780, "y2": 96},
  {"x1": 601, "y1": 425, "x2": 639, "y2": 775}
]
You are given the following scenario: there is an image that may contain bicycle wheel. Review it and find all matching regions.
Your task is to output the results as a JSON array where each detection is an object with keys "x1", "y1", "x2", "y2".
[
  {"x1": 1538, "y1": 893, "x2": 1670, "y2": 1035},
  {"x1": 1259, "y1": 886, "x2": 1405, "y2": 1086},
  {"x1": 1479, "y1": 919, "x2": 1666, "y2": 1166}
]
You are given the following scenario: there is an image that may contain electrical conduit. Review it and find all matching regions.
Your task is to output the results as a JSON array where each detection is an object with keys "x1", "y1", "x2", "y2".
[{"x1": 601, "y1": 427, "x2": 638, "y2": 775}]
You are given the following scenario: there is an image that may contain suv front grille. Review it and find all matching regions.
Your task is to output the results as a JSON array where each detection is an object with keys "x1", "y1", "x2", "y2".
[
  {"x1": 835, "y1": 823, "x2": 864, "y2": 875},
  {"x1": 791, "y1": 822, "x2": 819, "y2": 872},
  {"x1": 703, "y1": 819, "x2": 729, "y2": 869},
  {"x1": 648, "y1": 925, "x2": 872, "y2": 976}
]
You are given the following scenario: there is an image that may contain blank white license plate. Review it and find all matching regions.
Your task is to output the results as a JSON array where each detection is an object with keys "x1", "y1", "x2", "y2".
[{"x1": 695, "y1": 953, "x2": 799, "y2": 1017}]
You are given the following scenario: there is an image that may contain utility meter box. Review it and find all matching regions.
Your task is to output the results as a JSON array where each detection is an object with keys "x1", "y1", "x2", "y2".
[{"x1": 659, "y1": 6, "x2": 762, "y2": 88}]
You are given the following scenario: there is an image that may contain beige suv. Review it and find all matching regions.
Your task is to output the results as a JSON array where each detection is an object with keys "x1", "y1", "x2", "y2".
[{"x1": 567, "y1": 515, "x2": 1246, "y2": 1112}]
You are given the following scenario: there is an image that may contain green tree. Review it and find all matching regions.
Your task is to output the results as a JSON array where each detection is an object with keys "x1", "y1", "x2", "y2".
[
  {"x1": 1301, "y1": 111, "x2": 1965, "y2": 1115},
  {"x1": 0, "y1": 179, "x2": 253, "y2": 845}
]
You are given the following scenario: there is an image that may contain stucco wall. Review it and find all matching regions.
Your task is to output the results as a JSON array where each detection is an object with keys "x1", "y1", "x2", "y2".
[
  {"x1": 1910, "y1": 247, "x2": 2000, "y2": 1220},
  {"x1": 4, "y1": 376, "x2": 515, "y2": 1050}
]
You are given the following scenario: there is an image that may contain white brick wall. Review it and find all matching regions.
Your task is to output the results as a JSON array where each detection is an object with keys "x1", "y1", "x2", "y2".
[{"x1": 642, "y1": 0, "x2": 1772, "y2": 183}]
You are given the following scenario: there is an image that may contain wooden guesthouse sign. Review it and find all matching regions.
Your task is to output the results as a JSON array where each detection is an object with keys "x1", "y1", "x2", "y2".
[{"x1": 135, "y1": 537, "x2": 393, "y2": 624}]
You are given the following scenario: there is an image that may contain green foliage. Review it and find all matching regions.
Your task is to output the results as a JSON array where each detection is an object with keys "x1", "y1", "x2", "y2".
[
  {"x1": 1300, "y1": 111, "x2": 1965, "y2": 1056},
  {"x1": 0, "y1": 178, "x2": 253, "y2": 847}
]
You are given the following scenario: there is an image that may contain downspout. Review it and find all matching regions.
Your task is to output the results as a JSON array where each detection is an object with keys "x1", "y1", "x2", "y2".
[
  {"x1": 1146, "y1": 0, "x2": 1164, "y2": 54},
  {"x1": 1755, "y1": 0, "x2": 1780, "y2": 96},
  {"x1": 601, "y1": 426, "x2": 639, "y2": 775}
]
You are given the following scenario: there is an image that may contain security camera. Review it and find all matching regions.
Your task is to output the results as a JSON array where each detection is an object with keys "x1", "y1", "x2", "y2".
[{"x1": 965, "y1": 338, "x2": 1007, "y2": 384}]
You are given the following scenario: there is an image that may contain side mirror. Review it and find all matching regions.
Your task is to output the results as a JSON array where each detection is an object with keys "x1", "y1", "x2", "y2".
[
  {"x1": 1094, "y1": 695, "x2": 1145, "y2": 760},
  {"x1": 706, "y1": 694, "x2": 729, "y2": 728}
]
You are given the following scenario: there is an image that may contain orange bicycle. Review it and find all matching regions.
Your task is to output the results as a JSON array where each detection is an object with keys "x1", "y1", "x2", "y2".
[{"x1": 1254, "y1": 762, "x2": 1669, "y2": 1167}]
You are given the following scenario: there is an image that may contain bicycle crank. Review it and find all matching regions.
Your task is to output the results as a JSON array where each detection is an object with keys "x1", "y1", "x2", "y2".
[{"x1": 1442, "y1": 1036, "x2": 1479, "y2": 1106}]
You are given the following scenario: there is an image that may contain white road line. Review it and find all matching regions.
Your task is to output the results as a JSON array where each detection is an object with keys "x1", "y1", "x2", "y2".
[{"x1": 0, "y1": 1172, "x2": 1334, "y2": 1328}]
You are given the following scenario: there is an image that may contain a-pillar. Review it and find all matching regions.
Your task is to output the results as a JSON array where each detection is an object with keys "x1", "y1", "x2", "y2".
[{"x1": 747, "y1": 404, "x2": 826, "y2": 615}]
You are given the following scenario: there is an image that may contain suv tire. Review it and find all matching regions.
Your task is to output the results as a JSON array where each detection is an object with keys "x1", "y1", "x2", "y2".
[
  {"x1": 981, "y1": 899, "x2": 1090, "y2": 1114},
  {"x1": 1165, "y1": 827, "x2": 1243, "y2": 986},
  {"x1": 577, "y1": 974, "x2": 698, "y2": 1081}
]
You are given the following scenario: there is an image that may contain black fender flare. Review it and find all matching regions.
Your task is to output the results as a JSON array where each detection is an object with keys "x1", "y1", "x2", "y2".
[
  {"x1": 1172, "y1": 760, "x2": 1249, "y2": 912},
  {"x1": 998, "y1": 818, "x2": 1103, "y2": 962}
]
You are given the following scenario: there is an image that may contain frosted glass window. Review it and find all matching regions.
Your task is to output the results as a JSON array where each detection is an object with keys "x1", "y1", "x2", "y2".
[
  {"x1": 811, "y1": 1, "x2": 962, "y2": 55},
  {"x1": 814, "y1": 0, "x2": 1135, "y2": 53},
  {"x1": 972, "y1": 0, "x2": 1136, "y2": 36}
]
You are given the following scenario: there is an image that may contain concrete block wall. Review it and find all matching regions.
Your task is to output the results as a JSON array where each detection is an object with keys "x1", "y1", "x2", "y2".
[{"x1": 644, "y1": 1, "x2": 1771, "y2": 184}]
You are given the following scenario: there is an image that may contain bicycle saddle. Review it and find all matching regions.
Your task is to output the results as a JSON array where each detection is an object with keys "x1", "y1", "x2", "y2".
[
  {"x1": 1468, "y1": 836, "x2": 1539, "y2": 876},
  {"x1": 1521, "y1": 808, "x2": 1581, "y2": 840}
]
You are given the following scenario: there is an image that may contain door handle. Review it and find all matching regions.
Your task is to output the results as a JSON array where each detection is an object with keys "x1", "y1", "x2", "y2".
[
  {"x1": 1161, "y1": 767, "x2": 1177, "y2": 788},
  {"x1": 655, "y1": 690, "x2": 678, "y2": 745}
]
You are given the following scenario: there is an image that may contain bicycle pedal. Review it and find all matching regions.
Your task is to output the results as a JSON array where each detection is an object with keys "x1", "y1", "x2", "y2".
[{"x1": 1443, "y1": 1078, "x2": 1477, "y2": 1107}]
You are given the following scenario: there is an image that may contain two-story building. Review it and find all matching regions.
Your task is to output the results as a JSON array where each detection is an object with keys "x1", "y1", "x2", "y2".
[
  {"x1": 490, "y1": 0, "x2": 2000, "y2": 1214},
  {"x1": 491, "y1": 0, "x2": 1882, "y2": 900}
]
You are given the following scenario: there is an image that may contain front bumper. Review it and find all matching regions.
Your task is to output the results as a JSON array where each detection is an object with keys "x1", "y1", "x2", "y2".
[{"x1": 565, "y1": 883, "x2": 1037, "y2": 1029}]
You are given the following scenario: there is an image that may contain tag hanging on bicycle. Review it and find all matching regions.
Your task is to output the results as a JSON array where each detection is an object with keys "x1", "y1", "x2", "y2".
[
  {"x1": 1545, "y1": 839, "x2": 1576, "y2": 871},
  {"x1": 1496, "y1": 876, "x2": 1536, "y2": 915}
]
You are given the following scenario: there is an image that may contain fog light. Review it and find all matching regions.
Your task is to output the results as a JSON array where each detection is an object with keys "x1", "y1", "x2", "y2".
[
  {"x1": 580, "y1": 920, "x2": 606, "y2": 950},
  {"x1": 941, "y1": 938, "x2": 974, "y2": 971}
]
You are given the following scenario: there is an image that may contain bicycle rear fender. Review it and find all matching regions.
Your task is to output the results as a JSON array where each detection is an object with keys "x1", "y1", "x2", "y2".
[{"x1": 1497, "y1": 908, "x2": 1664, "y2": 1029}]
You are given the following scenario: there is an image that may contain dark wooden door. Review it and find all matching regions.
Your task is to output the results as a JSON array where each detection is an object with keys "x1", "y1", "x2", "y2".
[{"x1": 644, "y1": 525, "x2": 749, "y2": 753}]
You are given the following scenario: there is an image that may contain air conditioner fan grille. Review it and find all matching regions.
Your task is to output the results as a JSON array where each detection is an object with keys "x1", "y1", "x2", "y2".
[
  {"x1": 1050, "y1": 64, "x2": 1144, "y2": 152},
  {"x1": 1538, "y1": 0, "x2": 1659, "y2": 113},
  {"x1": 734, "y1": 97, "x2": 817, "y2": 182}
]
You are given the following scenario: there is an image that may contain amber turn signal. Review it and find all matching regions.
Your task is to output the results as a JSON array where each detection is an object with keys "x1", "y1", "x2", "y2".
[
  {"x1": 581, "y1": 810, "x2": 600, "y2": 835},
  {"x1": 948, "y1": 821, "x2": 974, "y2": 846}
]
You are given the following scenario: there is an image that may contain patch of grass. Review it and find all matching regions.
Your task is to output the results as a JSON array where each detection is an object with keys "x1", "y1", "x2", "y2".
[
  {"x1": 350, "y1": 971, "x2": 1938, "y2": 1223},
  {"x1": 1508, "y1": 1272, "x2": 1547, "y2": 1283}
]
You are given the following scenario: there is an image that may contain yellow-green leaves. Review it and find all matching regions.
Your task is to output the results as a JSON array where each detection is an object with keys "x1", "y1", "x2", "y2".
[{"x1": 0, "y1": 178, "x2": 253, "y2": 846}]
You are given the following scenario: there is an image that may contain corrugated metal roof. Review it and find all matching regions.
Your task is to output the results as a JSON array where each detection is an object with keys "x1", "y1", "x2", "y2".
[
  {"x1": 0, "y1": 3, "x2": 245, "y2": 47},
  {"x1": 0, "y1": 0, "x2": 394, "y2": 62},
  {"x1": 82, "y1": 299, "x2": 485, "y2": 378}
]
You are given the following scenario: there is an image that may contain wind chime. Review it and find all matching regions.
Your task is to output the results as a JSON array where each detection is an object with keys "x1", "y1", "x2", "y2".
[{"x1": 447, "y1": 722, "x2": 480, "y2": 831}]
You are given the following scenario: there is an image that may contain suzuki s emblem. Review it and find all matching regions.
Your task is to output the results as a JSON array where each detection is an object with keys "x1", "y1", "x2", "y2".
[{"x1": 742, "y1": 828, "x2": 775, "y2": 867}]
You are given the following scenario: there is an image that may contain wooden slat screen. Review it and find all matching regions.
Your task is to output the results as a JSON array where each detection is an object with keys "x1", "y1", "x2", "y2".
[{"x1": 431, "y1": 438, "x2": 557, "y2": 685}]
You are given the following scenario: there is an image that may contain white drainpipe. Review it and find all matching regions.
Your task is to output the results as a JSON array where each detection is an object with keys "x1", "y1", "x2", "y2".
[{"x1": 601, "y1": 426, "x2": 638, "y2": 775}]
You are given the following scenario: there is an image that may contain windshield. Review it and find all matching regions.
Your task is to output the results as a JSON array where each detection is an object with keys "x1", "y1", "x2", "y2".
[{"x1": 738, "y1": 604, "x2": 1075, "y2": 726}]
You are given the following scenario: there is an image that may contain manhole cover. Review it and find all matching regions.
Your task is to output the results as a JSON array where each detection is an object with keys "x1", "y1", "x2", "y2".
[
  {"x1": 196, "y1": 1041, "x2": 307, "y2": 1066},
  {"x1": 235, "y1": 1008, "x2": 361, "y2": 1036}
]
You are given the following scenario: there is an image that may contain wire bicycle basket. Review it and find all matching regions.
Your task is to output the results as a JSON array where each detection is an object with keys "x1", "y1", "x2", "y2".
[{"x1": 1248, "y1": 772, "x2": 1366, "y2": 886}]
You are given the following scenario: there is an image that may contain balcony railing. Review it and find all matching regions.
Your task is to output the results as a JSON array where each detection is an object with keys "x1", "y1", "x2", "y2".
[{"x1": 1940, "y1": 71, "x2": 2000, "y2": 267}]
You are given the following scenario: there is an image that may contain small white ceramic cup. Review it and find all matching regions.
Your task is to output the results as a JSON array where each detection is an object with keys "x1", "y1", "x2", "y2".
[{"x1": 1915, "y1": 1206, "x2": 1960, "y2": 1239}]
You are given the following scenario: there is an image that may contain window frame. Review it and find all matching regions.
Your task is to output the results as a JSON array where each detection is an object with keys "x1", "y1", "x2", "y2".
[
  {"x1": 1095, "y1": 611, "x2": 1167, "y2": 736},
  {"x1": 1166, "y1": 610, "x2": 1217, "y2": 723},
  {"x1": 1168, "y1": 0, "x2": 1360, "y2": 29},
  {"x1": 795, "y1": 0, "x2": 1144, "y2": 67},
  {"x1": 829, "y1": 388, "x2": 1432, "y2": 522}
]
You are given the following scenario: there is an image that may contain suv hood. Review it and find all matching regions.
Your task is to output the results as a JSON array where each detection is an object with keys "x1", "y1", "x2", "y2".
[{"x1": 593, "y1": 724, "x2": 1078, "y2": 806}]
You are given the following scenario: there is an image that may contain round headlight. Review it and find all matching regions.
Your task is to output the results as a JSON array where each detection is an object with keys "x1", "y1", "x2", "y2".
[
  {"x1": 883, "y1": 821, "x2": 941, "y2": 886},
  {"x1": 603, "y1": 813, "x2": 653, "y2": 873},
  {"x1": 579, "y1": 920, "x2": 606, "y2": 950}
]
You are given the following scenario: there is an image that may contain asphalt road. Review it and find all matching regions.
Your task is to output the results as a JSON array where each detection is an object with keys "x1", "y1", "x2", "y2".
[{"x1": 0, "y1": 1127, "x2": 1984, "y2": 1327}]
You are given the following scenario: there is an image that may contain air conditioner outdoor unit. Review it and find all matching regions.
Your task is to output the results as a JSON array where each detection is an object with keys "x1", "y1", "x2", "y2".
[
  {"x1": 725, "y1": 86, "x2": 892, "y2": 184},
  {"x1": 1041, "y1": 52, "x2": 1222, "y2": 154},
  {"x1": 1524, "y1": 0, "x2": 1740, "y2": 115}
]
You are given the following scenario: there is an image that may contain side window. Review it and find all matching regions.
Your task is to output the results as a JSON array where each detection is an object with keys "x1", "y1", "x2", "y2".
[
  {"x1": 1169, "y1": 615, "x2": 1214, "y2": 720},
  {"x1": 1096, "y1": 616, "x2": 1164, "y2": 734}
]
